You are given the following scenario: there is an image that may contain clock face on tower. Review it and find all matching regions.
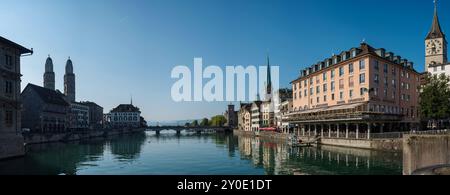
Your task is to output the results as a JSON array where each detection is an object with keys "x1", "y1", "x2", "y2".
[{"x1": 426, "y1": 39, "x2": 443, "y2": 55}]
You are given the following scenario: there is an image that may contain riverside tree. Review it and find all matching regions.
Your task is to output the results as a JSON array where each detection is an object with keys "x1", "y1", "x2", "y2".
[
  {"x1": 420, "y1": 73, "x2": 450, "y2": 129},
  {"x1": 209, "y1": 115, "x2": 227, "y2": 127},
  {"x1": 200, "y1": 118, "x2": 209, "y2": 126}
]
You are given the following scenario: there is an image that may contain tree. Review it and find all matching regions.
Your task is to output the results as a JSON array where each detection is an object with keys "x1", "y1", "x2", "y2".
[
  {"x1": 191, "y1": 120, "x2": 199, "y2": 127},
  {"x1": 209, "y1": 115, "x2": 227, "y2": 127},
  {"x1": 200, "y1": 118, "x2": 209, "y2": 127},
  {"x1": 420, "y1": 73, "x2": 450, "y2": 129}
]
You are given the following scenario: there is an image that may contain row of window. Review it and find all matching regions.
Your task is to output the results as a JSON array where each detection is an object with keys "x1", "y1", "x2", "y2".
[
  {"x1": 369, "y1": 105, "x2": 418, "y2": 118},
  {"x1": 432, "y1": 65, "x2": 447, "y2": 72},
  {"x1": 305, "y1": 88, "x2": 368, "y2": 104},
  {"x1": 294, "y1": 73, "x2": 366, "y2": 99},
  {"x1": 112, "y1": 116, "x2": 139, "y2": 121},
  {"x1": 294, "y1": 60, "x2": 415, "y2": 91}
]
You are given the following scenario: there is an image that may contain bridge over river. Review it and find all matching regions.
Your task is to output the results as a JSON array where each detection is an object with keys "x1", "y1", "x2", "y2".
[{"x1": 146, "y1": 126, "x2": 231, "y2": 135}]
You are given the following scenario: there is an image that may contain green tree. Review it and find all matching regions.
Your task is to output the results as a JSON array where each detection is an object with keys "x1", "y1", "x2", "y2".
[
  {"x1": 191, "y1": 120, "x2": 199, "y2": 127},
  {"x1": 200, "y1": 118, "x2": 209, "y2": 127},
  {"x1": 209, "y1": 115, "x2": 227, "y2": 127},
  {"x1": 420, "y1": 73, "x2": 450, "y2": 129}
]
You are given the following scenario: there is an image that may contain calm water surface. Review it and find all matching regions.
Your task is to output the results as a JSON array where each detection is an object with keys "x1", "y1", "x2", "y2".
[{"x1": 0, "y1": 131, "x2": 402, "y2": 175}]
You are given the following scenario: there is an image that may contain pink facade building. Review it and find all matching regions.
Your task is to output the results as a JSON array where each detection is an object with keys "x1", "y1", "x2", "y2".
[{"x1": 285, "y1": 43, "x2": 421, "y2": 139}]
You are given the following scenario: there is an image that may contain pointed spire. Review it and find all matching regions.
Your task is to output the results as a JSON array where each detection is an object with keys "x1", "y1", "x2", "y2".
[
  {"x1": 266, "y1": 52, "x2": 272, "y2": 95},
  {"x1": 130, "y1": 94, "x2": 133, "y2": 105},
  {"x1": 426, "y1": 0, "x2": 445, "y2": 39}
]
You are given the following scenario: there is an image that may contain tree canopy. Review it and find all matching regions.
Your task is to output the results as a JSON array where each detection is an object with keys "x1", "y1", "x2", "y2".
[
  {"x1": 209, "y1": 115, "x2": 227, "y2": 127},
  {"x1": 420, "y1": 73, "x2": 450, "y2": 120}
]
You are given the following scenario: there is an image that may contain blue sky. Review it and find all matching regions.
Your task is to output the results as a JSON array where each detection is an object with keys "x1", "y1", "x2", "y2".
[{"x1": 1, "y1": 0, "x2": 447, "y2": 121}]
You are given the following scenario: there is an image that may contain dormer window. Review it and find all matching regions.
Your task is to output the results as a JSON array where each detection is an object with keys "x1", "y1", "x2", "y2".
[{"x1": 352, "y1": 50, "x2": 357, "y2": 57}]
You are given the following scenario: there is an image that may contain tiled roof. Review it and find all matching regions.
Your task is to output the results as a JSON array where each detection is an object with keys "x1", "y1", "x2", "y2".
[
  {"x1": 111, "y1": 104, "x2": 141, "y2": 113},
  {"x1": 24, "y1": 84, "x2": 69, "y2": 106}
]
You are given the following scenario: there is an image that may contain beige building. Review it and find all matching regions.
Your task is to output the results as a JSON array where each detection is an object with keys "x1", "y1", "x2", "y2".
[
  {"x1": 238, "y1": 103, "x2": 252, "y2": 132},
  {"x1": 251, "y1": 101, "x2": 263, "y2": 131},
  {"x1": 261, "y1": 101, "x2": 275, "y2": 128},
  {"x1": 287, "y1": 43, "x2": 421, "y2": 139},
  {"x1": 0, "y1": 36, "x2": 33, "y2": 159}
]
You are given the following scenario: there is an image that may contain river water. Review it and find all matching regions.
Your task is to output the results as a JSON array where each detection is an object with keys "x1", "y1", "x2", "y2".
[{"x1": 0, "y1": 131, "x2": 403, "y2": 175}]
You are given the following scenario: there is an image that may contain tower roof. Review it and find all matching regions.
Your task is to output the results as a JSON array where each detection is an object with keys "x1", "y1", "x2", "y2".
[
  {"x1": 45, "y1": 55, "x2": 54, "y2": 72},
  {"x1": 65, "y1": 57, "x2": 73, "y2": 74},
  {"x1": 426, "y1": 1, "x2": 445, "y2": 40}
]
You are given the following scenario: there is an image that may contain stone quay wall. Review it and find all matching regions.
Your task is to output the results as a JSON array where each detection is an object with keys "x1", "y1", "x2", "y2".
[
  {"x1": 403, "y1": 134, "x2": 450, "y2": 175},
  {"x1": 233, "y1": 130, "x2": 402, "y2": 151},
  {"x1": 23, "y1": 128, "x2": 146, "y2": 145}
]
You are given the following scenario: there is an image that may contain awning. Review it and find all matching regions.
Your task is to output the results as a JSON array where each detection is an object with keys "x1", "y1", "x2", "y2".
[{"x1": 288, "y1": 103, "x2": 365, "y2": 115}]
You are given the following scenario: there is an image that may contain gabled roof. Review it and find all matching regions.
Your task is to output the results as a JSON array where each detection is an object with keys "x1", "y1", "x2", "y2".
[
  {"x1": 0, "y1": 36, "x2": 33, "y2": 54},
  {"x1": 23, "y1": 84, "x2": 69, "y2": 106}
]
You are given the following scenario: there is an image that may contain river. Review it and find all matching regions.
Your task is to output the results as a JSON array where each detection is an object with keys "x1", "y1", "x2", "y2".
[{"x1": 0, "y1": 131, "x2": 403, "y2": 175}]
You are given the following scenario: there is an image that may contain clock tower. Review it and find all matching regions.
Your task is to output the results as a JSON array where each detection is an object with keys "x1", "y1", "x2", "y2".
[{"x1": 425, "y1": 1, "x2": 447, "y2": 67}]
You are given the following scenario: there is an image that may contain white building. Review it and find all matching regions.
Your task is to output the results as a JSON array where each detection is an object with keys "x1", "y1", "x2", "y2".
[
  {"x1": 106, "y1": 104, "x2": 141, "y2": 129},
  {"x1": 251, "y1": 101, "x2": 263, "y2": 131}
]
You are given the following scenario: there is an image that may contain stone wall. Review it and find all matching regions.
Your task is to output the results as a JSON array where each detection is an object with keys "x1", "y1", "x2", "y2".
[
  {"x1": 0, "y1": 133, "x2": 25, "y2": 159},
  {"x1": 23, "y1": 128, "x2": 145, "y2": 145},
  {"x1": 403, "y1": 134, "x2": 450, "y2": 175}
]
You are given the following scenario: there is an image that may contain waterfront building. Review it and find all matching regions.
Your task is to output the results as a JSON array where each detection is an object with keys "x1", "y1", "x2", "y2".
[
  {"x1": 67, "y1": 102, "x2": 89, "y2": 130},
  {"x1": 425, "y1": 2, "x2": 448, "y2": 78},
  {"x1": 43, "y1": 56, "x2": 55, "y2": 90},
  {"x1": 80, "y1": 101, "x2": 104, "y2": 129},
  {"x1": 105, "y1": 103, "x2": 141, "y2": 129},
  {"x1": 21, "y1": 84, "x2": 69, "y2": 133},
  {"x1": 261, "y1": 101, "x2": 274, "y2": 128},
  {"x1": 274, "y1": 88, "x2": 293, "y2": 129},
  {"x1": 224, "y1": 104, "x2": 238, "y2": 128},
  {"x1": 251, "y1": 101, "x2": 263, "y2": 131},
  {"x1": 0, "y1": 36, "x2": 33, "y2": 159},
  {"x1": 280, "y1": 99, "x2": 293, "y2": 133},
  {"x1": 140, "y1": 116, "x2": 148, "y2": 128},
  {"x1": 287, "y1": 42, "x2": 421, "y2": 139},
  {"x1": 64, "y1": 57, "x2": 76, "y2": 102},
  {"x1": 238, "y1": 103, "x2": 252, "y2": 131}
]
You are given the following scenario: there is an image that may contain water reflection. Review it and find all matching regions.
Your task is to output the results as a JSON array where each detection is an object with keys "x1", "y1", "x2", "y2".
[
  {"x1": 0, "y1": 131, "x2": 402, "y2": 175},
  {"x1": 237, "y1": 135, "x2": 402, "y2": 175}
]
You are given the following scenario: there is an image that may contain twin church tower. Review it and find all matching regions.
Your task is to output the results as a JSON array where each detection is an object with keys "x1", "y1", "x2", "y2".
[{"x1": 43, "y1": 56, "x2": 76, "y2": 102}]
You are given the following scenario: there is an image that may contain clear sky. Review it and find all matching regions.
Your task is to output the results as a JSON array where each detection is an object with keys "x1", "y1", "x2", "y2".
[{"x1": 1, "y1": 0, "x2": 448, "y2": 122}]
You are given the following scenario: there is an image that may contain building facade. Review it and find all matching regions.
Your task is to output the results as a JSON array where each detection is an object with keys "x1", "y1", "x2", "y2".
[
  {"x1": 238, "y1": 103, "x2": 252, "y2": 131},
  {"x1": 224, "y1": 104, "x2": 238, "y2": 128},
  {"x1": 106, "y1": 104, "x2": 141, "y2": 129},
  {"x1": 80, "y1": 101, "x2": 104, "y2": 129},
  {"x1": 21, "y1": 84, "x2": 69, "y2": 133},
  {"x1": 251, "y1": 101, "x2": 263, "y2": 131},
  {"x1": 287, "y1": 43, "x2": 421, "y2": 139},
  {"x1": 280, "y1": 99, "x2": 293, "y2": 133},
  {"x1": 274, "y1": 88, "x2": 293, "y2": 128},
  {"x1": 261, "y1": 101, "x2": 274, "y2": 128},
  {"x1": 0, "y1": 36, "x2": 32, "y2": 159},
  {"x1": 68, "y1": 102, "x2": 89, "y2": 130},
  {"x1": 425, "y1": 2, "x2": 449, "y2": 80}
]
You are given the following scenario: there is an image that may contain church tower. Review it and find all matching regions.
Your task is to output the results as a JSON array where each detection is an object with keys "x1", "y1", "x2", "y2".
[
  {"x1": 64, "y1": 57, "x2": 76, "y2": 102},
  {"x1": 265, "y1": 55, "x2": 273, "y2": 101},
  {"x1": 425, "y1": 0, "x2": 447, "y2": 67},
  {"x1": 43, "y1": 55, "x2": 55, "y2": 90}
]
